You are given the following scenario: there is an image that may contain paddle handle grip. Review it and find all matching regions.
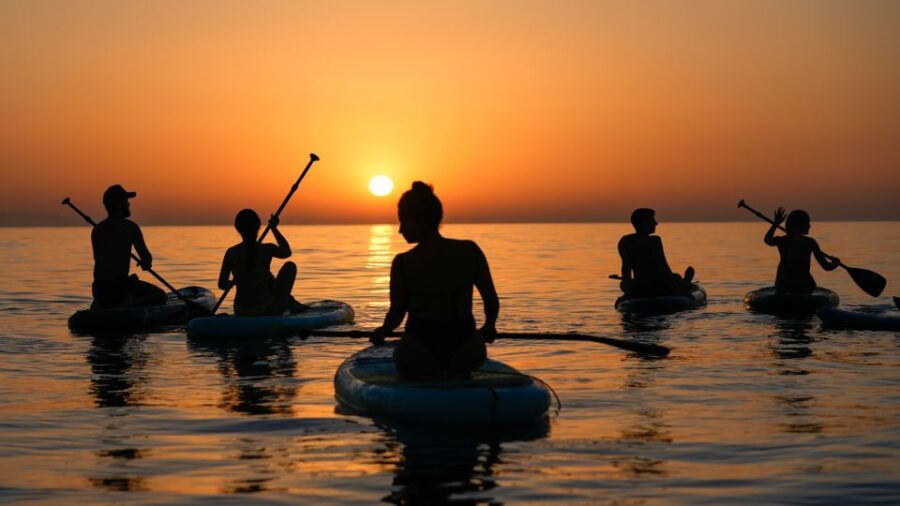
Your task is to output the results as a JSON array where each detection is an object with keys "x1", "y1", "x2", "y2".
[
  {"x1": 256, "y1": 153, "x2": 318, "y2": 244},
  {"x1": 63, "y1": 198, "x2": 98, "y2": 226}
]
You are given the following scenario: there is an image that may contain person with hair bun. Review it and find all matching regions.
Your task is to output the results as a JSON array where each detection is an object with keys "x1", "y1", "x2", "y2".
[
  {"x1": 217, "y1": 209, "x2": 307, "y2": 316},
  {"x1": 373, "y1": 181, "x2": 499, "y2": 380},
  {"x1": 764, "y1": 207, "x2": 840, "y2": 294}
]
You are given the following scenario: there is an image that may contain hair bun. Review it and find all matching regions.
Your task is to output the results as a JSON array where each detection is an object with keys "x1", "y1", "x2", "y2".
[{"x1": 410, "y1": 181, "x2": 434, "y2": 194}]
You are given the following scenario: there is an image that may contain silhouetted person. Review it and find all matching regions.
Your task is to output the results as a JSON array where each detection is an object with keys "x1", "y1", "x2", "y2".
[
  {"x1": 91, "y1": 185, "x2": 167, "y2": 310},
  {"x1": 618, "y1": 208, "x2": 695, "y2": 297},
  {"x1": 764, "y1": 207, "x2": 840, "y2": 294},
  {"x1": 373, "y1": 181, "x2": 498, "y2": 380},
  {"x1": 217, "y1": 209, "x2": 306, "y2": 316}
]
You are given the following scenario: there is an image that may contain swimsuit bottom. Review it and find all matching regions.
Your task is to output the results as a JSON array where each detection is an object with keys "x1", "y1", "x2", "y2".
[{"x1": 405, "y1": 317, "x2": 476, "y2": 369}]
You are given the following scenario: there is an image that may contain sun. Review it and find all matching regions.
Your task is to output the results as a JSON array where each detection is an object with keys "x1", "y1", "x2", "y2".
[{"x1": 368, "y1": 175, "x2": 394, "y2": 197}]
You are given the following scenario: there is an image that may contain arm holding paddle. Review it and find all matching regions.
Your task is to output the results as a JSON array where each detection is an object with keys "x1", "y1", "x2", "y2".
[
  {"x1": 131, "y1": 224, "x2": 154, "y2": 271},
  {"x1": 617, "y1": 237, "x2": 632, "y2": 293},
  {"x1": 217, "y1": 250, "x2": 235, "y2": 291},
  {"x1": 812, "y1": 241, "x2": 841, "y2": 271},
  {"x1": 474, "y1": 242, "x2": 499, "y2": 342},
  {"x1": 372, "y1": 256, "x2": 409, "y2": 344},
  {"x1": 268, "y1": 215, "x2": 293, "y2": 259}
]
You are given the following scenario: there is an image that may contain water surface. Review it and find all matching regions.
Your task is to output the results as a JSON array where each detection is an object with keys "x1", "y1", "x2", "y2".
[{"x1": 1, "y1": 222, "x2": 898, "y2": 503}]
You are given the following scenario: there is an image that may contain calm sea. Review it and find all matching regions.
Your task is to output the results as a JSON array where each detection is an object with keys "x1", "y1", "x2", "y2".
[{"x1": 0, "y1": 222, "x2": 898, "y2": 504}]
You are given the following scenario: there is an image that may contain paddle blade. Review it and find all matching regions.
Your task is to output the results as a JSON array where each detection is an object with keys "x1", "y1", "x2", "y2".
[{"x1": 844, "y1": 265, "x2": 886, "y2": 297}]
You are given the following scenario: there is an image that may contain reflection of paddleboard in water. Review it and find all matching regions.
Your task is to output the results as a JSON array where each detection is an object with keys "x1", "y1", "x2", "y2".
[
  {"x1": 334, "y1": 344, "x2": 552, "y2": 428},
  {"x1": 818, "y1": 306, "x2": 900, "y2": 331},
  {"x1": 69, "y1": 286, "x2": 215, "y2": 332},
  {"x1": 377, "y1": 420, "x2": 549, "y2": 504}
]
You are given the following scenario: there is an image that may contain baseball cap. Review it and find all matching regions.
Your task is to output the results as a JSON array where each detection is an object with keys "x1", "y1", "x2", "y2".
[{"x1": 102, "y1": 184, "x2": 137, "y2": 207}]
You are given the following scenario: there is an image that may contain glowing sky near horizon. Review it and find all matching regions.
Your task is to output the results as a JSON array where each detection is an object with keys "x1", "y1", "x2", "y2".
[{"x1": 0, "y1": 0, "x2": 898, "y2": 225}]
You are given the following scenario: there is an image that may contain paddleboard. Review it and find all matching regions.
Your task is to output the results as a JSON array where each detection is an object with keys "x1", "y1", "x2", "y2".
[
  {"x1": 615, "y1": 284, "x2": 707, "y2": 315},
  {"x1": 817, "y1": 306, "x2": 900, "y2": 331},
  {"x1": 187, "y1": 300, "x2": 354, "y2": 338},
  {"x1": 744, "y1": 286, "x2": 839, "y2": 315},
  {"x1": 68, "y1": 286, "x2": 215, "y2": 332},
  {"x1": 334, "y1": 343, "x2": 552, "y2": 428}
]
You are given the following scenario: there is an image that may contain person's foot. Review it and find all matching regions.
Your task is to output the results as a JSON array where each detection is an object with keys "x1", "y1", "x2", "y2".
[
  {"x1": 288, "y1": 299, "x2": 309, "y2": 314},
  {"x1": 683, "y1": 266, "x2": 695, "y2": 284}
]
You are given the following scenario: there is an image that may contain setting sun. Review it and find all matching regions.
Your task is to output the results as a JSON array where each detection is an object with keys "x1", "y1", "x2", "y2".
[{"x1": 368, "y1": 175, "x2": 394, "y2": 197}]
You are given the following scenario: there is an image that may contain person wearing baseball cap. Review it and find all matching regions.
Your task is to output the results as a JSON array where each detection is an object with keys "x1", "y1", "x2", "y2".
[{"x1": 90, "y1": 185, "x2": 167, "y2": 309}]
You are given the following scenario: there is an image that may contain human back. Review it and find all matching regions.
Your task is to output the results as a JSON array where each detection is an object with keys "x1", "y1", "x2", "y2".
[
  {"x1": 224, "y1": 241, "x2": 278, "y2": 313},
  {"x1": 618, "y1": 233, "x2": 669, "y2": 288},
  {"x1": 92, "y1": 217, "x2": 139, "y2": 281},
  {"x1": 396, "y1": 237, "x2": 485, "y2": 327}
]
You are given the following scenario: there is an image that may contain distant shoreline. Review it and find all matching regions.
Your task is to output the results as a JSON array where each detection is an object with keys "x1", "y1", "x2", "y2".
[{"x1": 3, "y1": 219, "x2": 900, "y2": 228}]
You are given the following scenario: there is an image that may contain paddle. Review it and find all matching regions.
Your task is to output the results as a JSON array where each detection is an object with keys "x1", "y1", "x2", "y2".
[
  {"x1": 893, "y1": 296, "x2": 899, "y2": 311},
  {"x1": 62, "y1": 198, "x2": 214, "y2": 316},
  {"x1": 738, "y1": 199, "x2": 886, "y2": 297},
  {"x1": 211, "y1": 153, "x2": 320, "y2": 313},
  {"x1": 301, "y1": 329, "x2": 671, "y2": 357}
]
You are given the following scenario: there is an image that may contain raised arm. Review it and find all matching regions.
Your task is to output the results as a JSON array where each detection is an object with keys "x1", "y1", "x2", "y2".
[
  {"x1": 811, "y1": 239, "x2": 841, "y2": 271},
  {"x1": 473, "y1": 242, "x2": 499, "y2": 341},
  {"x1": 373, "y1": 255, "x2": 409, "y2": 343},
  {"x1": 764, "y1": 207, "x2": 786, "y2": 246},
  {"x1": 268, "y1": 215, "x2": 292, "y2": 258},
  {"x1": 132, "y1": 223, "x2": 153, "y2": 270}
]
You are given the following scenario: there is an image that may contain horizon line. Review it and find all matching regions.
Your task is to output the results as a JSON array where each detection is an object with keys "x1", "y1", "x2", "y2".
[{"x1": 3, "y1": 217, "x2": 900, "y2": 228}]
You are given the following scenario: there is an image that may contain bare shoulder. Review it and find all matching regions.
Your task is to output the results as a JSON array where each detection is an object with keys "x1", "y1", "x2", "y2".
[
  {"x1": 618, "y1": 233, "x2": 637, "y2": 246},
  {"x1": 446, "y1": 238, "x2": 483, "y2": 255},
  {"x1": 224, "y1": 243, "x2": 242, "y2": 257}
]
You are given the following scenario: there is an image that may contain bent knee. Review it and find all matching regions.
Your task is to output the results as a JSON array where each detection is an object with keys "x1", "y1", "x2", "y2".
[{"x1": 279, "y1": 261, "x2": 297, "y2": 275}]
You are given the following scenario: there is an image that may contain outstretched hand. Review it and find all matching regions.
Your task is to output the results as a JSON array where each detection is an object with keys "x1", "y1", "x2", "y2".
[
  {"x1": 371, "y1": 326, "x2": 388, "y2": 344},
  {"x1": 480, "y1": 324, "x2": 497, "y2": 344},
  {"x1": 136, "y1": 258, "x2": 152, "y2": 271},
  {"x1": 773, "y1": 206, "x2": 786, "y2": 225},
  {"x1": 268, "y1": 214, "x2": 280, "y2": 229}
]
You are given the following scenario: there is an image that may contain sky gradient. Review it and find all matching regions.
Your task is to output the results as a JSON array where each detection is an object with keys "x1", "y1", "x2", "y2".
[{"x1": 1, "y1": 0, "x2": 898, "y2": 225}]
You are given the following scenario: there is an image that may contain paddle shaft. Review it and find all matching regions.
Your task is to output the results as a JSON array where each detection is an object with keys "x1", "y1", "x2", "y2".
[
  {"x1": 305, "y1": 329, "x2": 670, "y2": 356},
  {"x1": 212, "y1": 153, "x2": 319, "y2": 312},
  {"x1": 62, "y1": 198, "x2": 207, "y2": 312},
  {"x1": 738, "y1": 200, "x2": 841, "y2": 264}
]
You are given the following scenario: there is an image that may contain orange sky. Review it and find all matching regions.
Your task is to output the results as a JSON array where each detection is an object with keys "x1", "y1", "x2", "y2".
[{"x1": 1, "y1": 0, "x2": 898, "y2": 225}]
